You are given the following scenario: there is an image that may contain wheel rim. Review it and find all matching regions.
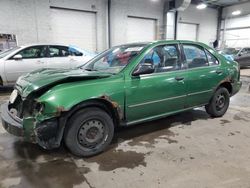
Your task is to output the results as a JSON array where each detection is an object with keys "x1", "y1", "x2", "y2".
[
  {"x1": 215, "y1": 93, "x2": 226, "y2": 111},
  {"x1": 77, "y1": 119, "x2": 105, "y2": 149}
]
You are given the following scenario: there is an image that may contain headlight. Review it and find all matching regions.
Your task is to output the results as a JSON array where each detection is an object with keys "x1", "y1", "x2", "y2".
[{"x1": 33, "y1": 101, "x2": 45, "y2": 113}]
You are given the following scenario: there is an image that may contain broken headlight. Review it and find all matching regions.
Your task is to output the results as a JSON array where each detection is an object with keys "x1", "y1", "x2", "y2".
[{"x1": 33, "y1": 101, "x2": 45, "y2": 114}]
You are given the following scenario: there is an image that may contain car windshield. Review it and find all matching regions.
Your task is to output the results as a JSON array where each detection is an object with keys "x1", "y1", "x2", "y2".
[
  {"x1": 81, "y1": 44, "x2": 147, "y2": 74},
  {"x1": 0, "y1": 47, "x2": 20, "y2": 59},
  {"x1": 221, "y1": 48, "x2": 240, "y2": 55}
]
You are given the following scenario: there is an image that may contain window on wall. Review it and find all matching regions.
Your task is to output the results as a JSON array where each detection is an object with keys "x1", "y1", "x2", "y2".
[
  {"x1": 183, "y1": 45, "x2": 208, "y2": 68},
  {"x1": 139, "y1": 44, "x2": 183, "y2": 73}
]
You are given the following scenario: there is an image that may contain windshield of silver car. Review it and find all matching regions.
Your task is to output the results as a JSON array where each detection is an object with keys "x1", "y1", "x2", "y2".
[{"x1": 0, "y1": 47, "x2": 21, "y2": 59}]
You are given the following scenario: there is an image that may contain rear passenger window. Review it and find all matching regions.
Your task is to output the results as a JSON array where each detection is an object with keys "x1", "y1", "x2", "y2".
[
  {"x1": 49, "y1": 46, "x2": 69, "y2": 57},
  {"x1": 205, "y1": 50, "x2": 219, "y2": 66},
  {"x1": 183, "y1": 45, "x2": 208, "y2": 68}
]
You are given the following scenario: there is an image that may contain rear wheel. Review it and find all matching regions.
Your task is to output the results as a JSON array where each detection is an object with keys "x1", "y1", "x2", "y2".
[
  {"x1": 205, "y1": 87, "x2": 230, "y2": 117},
  {"x1": 64, "y1": 107, "x2": 114, "y2": 157}
]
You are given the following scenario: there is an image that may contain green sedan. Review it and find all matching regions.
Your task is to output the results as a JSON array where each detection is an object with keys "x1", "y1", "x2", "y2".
[{"x1": 1, "y1": 40, "x2": 242, "y2": 157}]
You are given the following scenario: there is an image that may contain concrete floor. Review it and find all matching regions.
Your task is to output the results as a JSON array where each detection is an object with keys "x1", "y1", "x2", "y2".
[
  {"x1": 0, "y1": 75, "x2": 250, "y2": 188},
  {"x1": 241, "y1": 67, "x2": 250, "y2": 78}
]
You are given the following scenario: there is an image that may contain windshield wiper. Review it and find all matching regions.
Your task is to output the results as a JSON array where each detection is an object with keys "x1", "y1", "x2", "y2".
[{"x1": 84, "y1": 68, "x2": 98, "y2": 72}]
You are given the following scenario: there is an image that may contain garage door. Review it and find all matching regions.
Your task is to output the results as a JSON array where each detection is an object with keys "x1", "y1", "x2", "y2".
[
  {"x1": 127, "y1": 16, "x2": 156, "y2": 43},
  {"x1": 221, "y1": 14, "x2": 250, "y2": 48},
  {"x1": 50, "y1": 8, "x2": 97, "y2": 51},
  {"x1": 177, "y1": 23, "x2": 198, "y2": 41}
]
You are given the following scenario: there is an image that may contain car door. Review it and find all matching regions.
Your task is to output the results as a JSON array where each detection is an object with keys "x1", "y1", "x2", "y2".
[
  {"x1": 4, "y1": 45, "x2": 48, "y2": 84},
  {"x1": 125, "y1": 43, "x2": 188, "y2": 123},
  {"x1": 182, "y1": 43, "x2": 225, "y2": 107},
  {"x1": 47, "y1": 45, "x2": 70, "y2": 69}
]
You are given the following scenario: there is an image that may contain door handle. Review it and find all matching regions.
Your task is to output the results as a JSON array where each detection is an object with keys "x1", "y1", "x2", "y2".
[
  {"x1": 36, "y1": 60, "x2": 44, "y2": 64},
  {"x1": 216, "y1": 70, "x2": 223, "y2": 74},
  {"x1": 175, "y1": 76, "x2": 184, "y2": 81}
]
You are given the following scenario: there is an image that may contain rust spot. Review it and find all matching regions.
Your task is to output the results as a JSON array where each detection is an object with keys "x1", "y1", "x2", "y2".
[
  {"x1": 56, "y1": 106, "x2": 65, "y2": 116},
  {"x1": 99, "y1": 95, "x2": 123, "y2": 120}
]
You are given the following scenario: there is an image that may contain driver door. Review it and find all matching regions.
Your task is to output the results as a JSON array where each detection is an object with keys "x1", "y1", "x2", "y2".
[
  {"x1": 4, "y1": 45, "x2": 48, "y2": 84},
  {"x1": 125, "y1": 43, "x2": 188, "y2": 123}
]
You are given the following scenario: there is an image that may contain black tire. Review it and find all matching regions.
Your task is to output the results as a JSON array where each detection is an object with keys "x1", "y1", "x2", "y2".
[
  {"x1": 205, "y1": 87, "x2": 230, "y2": 117},
  {"x1": 64, "y1": 107, "x2": 114, "y2": 157}
]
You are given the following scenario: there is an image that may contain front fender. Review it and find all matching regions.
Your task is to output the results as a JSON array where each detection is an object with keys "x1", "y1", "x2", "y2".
[{"x1": 38, "y1": 75, "x2": 125, "y2": 118}]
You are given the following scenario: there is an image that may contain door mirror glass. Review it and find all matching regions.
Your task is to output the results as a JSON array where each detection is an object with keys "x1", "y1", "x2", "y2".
[
  {"x1": 132, "y1": 63, "x2": 155, "y2": 76},
  {"x1": 13, "y1": 54, "x2": 22, "y2": 60}
]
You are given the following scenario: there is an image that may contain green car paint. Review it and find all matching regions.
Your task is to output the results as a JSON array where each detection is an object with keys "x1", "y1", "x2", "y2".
[{"x1": 1, "y1": 40, "x2": 242, "y2": 149}]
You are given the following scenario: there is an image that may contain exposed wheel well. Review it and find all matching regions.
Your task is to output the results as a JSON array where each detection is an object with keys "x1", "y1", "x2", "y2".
[
  {"x1": 65, "y1": 99, "x2": 121, "y2": 128},
  {"x1": 219, "y1": 82, "x2": 232, "y2": 95}
]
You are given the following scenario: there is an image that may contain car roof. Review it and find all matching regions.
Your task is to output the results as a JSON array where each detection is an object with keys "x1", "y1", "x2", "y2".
[
  {"x1": 114, "y1": 40, "x2": 200, "y2": 48},
  {"x1": 19, "y1": 43, "x2": 71, "y2": 48}
]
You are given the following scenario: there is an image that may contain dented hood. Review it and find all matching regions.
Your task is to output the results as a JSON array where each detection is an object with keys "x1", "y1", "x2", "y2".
[{"x1": 15, "y1": 68, "x2": 112, "y2": 98}]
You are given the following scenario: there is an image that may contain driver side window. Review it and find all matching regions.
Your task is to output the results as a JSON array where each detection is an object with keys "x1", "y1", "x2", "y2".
[{"x1": 139, "y1": 44, "x2": 182, "y2": 73}]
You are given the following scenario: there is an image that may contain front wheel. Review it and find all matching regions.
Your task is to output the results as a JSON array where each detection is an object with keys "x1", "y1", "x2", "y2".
[
  {"x1": 64, "y1": 107, "x2": 114, "y2": 157},
  {"x1": 205, "y1": 87, "x2": 230, "y2": 117}
]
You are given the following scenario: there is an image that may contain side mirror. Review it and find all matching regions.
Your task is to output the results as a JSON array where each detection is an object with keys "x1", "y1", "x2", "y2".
[
  {"x1": 132, "y1": 63, "x2": 155, "y2": 77},
  {"x1": 13, "y1": 54, "x2": 22, "y2": 60}
]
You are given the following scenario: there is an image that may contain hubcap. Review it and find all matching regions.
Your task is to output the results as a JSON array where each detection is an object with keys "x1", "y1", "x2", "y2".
[
  {"x1": 77, "y1": 119, "x2": 105, "y2": 148},
  {"x1": 215, "y1": 94, "x2": 226, "y2": 111}
]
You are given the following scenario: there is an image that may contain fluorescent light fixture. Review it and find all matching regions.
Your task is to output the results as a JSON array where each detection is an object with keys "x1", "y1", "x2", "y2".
[
  {"x1": 196, "y1": 3, "x2": 207, "y2": 9},
  {"x1": 232, "y1": 10, "x2": 241, "y2": 16}
]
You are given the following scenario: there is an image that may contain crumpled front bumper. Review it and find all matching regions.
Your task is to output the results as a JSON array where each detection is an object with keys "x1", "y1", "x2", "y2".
[
  {"x1": 1, "y1": 102, "x2": 62, "y2": 149},
  {"x1": 1, "y1": 103, "x2": 25, "y2": 137}
]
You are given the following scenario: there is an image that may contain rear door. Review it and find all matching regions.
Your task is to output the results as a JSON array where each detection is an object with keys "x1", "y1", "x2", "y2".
[
  {"x1": 47, "y1": 45, "x2": 70, "y2": 69},
  {"x1": 181, "y1": 43, "x2": 225, "y2": 107},
  {"x1": 5, "y1": 45, "x2": 48, "y2": 83},
  {"x1": 125, "y1": 43, "x2": 188, "y2": 123}
]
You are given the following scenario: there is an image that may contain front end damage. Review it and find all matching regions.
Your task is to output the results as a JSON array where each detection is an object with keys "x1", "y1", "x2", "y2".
[
  {"x1": 1, "y1": 91, "x2": 123, "y2": 150},
  {"x1": 1, "y1": 69, "x2": 122, "y2": 149},
  {"x1": 1, "y1": 91, "x2": 66, "y2": 149}
]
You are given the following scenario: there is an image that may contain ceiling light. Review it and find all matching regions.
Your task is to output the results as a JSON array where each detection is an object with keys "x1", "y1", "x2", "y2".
[
  {"x1": 232, "y1": 10, "x2": 241, "y2": 16},
  {"x1": 196, "y1": 3, "x2": 207, "y2": 9}
]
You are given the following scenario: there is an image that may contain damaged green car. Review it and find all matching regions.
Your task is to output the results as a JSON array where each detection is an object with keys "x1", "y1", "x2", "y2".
[{"x1": 1, "y1": 40, "x2": 241, "y2": 157}]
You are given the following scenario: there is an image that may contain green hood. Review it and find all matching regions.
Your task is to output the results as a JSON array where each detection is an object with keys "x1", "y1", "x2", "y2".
[{"x1": 15, "y1": 68, "x2": 112, "y2": 98}]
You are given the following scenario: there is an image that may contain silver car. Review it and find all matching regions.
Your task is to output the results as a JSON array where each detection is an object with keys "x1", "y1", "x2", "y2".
[{"x1": 0, "y1": 44, "x2": 96, "y2": 86}]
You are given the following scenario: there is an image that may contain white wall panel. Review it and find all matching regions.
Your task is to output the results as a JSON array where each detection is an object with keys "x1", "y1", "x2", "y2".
[
  {"x1": 224, "y1": 15, "x2": 250, "y2": 29},
  {"x1": 50, "y1": 8, "x2": 97, "y2": 51},
  {"x1": 222, "y1": 28, "x2": 250, "y2": 48},
  {"x1": 177, "y1": 4, "x2": 218, "y2": 45},
  {"x1": 110, "y1": 0, "x2": 164, "y2": 46},
  {"x1": 166, "y1": 12, "x2": 175, "y2": 40},
  {"x1": 127, "y1": 17, "x2": 156, "y2": 43},
  {"x1": 177, "y1": 23, "x2": 197, "y2": 41}
]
